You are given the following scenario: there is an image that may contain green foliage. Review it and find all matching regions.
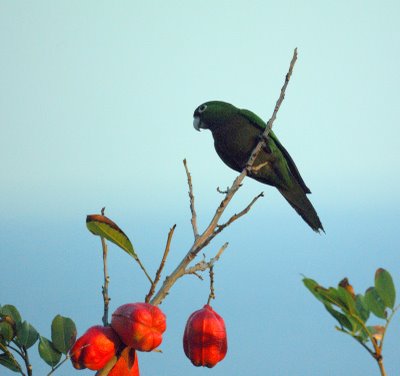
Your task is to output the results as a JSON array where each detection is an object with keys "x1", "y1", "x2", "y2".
[
  {"x1": 365, "y1": 287, "x2": 386, "y2": 319},
  {"x1": 0, "y1": 321, "x2": 14, "y2": 343},
  {"x1": 51, "y1": 315, "x2": 77, "y2": 354},
  {"x1": 0, "y1": 353, "x2": 20, "y2": 372},
  {"x1": 0, "y1": 304, "x2": 77, "y2": 374},
  {"x1": 16, "y1": 321, "x2": 39, "y2": 349},
  {"x1": 38, "y1": 336, "x2": 62, "y2": 367},
  {"x1": 375, "y1": 268, "x2": 396, "y2": 309},
  {"x1": 303, "y1": 268, "x2": 398, "y2": 371},
  {"x1": 0, "y1": 305, "x2": 21, "y2": 326},
  {"x1": 86, "y1": 214, "x2": 137, "y2": 260}
]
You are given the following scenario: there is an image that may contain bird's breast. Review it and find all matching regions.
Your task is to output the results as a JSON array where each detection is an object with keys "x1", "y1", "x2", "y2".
[{"x1": 211, "y1": 120, "x2": 261, "y2": 172}]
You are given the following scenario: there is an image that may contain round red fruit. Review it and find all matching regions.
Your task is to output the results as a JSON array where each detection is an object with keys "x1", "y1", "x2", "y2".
[
  {"x1": 111, "y1": 303, "x2": 166, "y2": 352},
  {"x1": 70, "y1": 325, "x2": 121, "y2": 370},
  {"x1": 183, "y1": 305, "x2": 227, "y2": 368}
]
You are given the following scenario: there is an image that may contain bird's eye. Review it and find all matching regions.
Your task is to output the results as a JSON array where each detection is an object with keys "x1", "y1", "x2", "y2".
[{"x1": 198, "y1": 104, "x2": 207, "y2": 113}]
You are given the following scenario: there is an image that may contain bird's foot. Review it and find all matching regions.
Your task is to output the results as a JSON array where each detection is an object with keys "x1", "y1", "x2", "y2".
[{"x1": 246, "y1": 161, "x2": 270, "y2": 175}]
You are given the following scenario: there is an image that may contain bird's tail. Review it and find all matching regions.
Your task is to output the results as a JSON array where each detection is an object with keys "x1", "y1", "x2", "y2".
[{"x1": 278, "y1": 186, "x2": 324, "y2": 233}]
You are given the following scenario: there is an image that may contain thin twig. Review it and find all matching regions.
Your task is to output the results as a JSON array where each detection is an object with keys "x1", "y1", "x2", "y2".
[
  {"x1": 184, "y1": 243, "x2": 228, "y2": 276},
  {"x1": 380, "y1": 304, "x2": 399, "y2": 352},
  {"x1": 184, "y1": 159, "x2": 199, "y2": 239},
  {"x1": 46, "y1": 355, "x2": 70, "y2": 376},
  {"x1": 145, "y1": 225, "x2": 176, "y2": 303},
  {"x1": 21, "y1": 346, "x2": 32, "y2": 376},
  {"x1": 207, "y1": 266, "x2": 215, "y2": 305},
  {"x1": 150, "y1": 49, "x2": 298, "y2": 306},
  {"x1": 101, "y1": 236, "x2": 110, "y2": 326},
  {"x1": 214, "y1": 192, "x2": 264, "y2": 235}
]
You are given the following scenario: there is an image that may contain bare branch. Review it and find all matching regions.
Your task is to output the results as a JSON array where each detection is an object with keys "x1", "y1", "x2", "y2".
[
  {"x1": 101, "y1": 236, "x2": 110, "y2": 326},
  {"x1": 214, "y1": 192, "x2": 264, "y2": 235},
  {"x1": 150, "y1": 49, "x2": 298, "y2": 306},
  {"x1": 207, "y1": 266, "x2": 215, "y2": 305},
  {"x1": 184, "y1": 243, "x2": 228, "y2": 276},
  {"x1": 245, "y1": 47, "x2": 298, "y2": 170},
  {"x1": 145, "y1": 225, "x2": 176, "y2": 303},
  {"x1": 184, "y1": 159, "x2": 199, "y2": 239}
]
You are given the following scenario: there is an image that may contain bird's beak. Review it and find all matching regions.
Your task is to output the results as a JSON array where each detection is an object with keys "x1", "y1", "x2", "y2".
[{"x1": 193, "y1": 116, "x2": 202, "y2": 131}]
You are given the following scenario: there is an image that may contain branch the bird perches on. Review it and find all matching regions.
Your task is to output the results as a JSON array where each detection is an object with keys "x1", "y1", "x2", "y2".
[{"x1": 149, "y1": 48, "x2": 298, "y2": 306}]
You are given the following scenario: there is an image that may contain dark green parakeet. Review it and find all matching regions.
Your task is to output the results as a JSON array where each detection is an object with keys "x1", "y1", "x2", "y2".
[{"x1": 193, "y1": 100, "x2": 324, "y2": 233}]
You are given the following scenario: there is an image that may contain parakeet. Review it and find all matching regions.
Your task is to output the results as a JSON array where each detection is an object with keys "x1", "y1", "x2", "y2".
[{"x1": 193, "y1": 100, "x2": 324, "y2": 233}]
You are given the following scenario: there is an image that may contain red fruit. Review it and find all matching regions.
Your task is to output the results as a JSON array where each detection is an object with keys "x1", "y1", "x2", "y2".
[
  {"x1": 70, "y1": 325, "x2": 121, "y2": 370},
  {"x1": 108, "y1": 347, "x2": 140, "y2": 376},
  {"x1": 183, "y1": 305, "x2": 227, "y2": 368},
  {"x1": 111, "y1": 303, "x2": 166, "y2": 352}
]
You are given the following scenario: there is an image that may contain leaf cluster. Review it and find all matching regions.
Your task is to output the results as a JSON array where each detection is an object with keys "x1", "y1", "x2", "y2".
[
  {"x1": 0, "y1": 304, "x2": 76, "y2": 374},
  {"x1": 303, "y1": 268, "x2": 397, "y2": 355}
]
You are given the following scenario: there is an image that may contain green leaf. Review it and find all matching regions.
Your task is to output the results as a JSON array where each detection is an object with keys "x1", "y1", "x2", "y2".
[
  {"x1": 0, "y1": 321, "x2": 15, "y2": 342},
  {"x1": 303, "y1": 278, "x2": 325, "y2": 302},
  {"x1": 0, "y1": 305, "x2": 21, "y2": 326},
  {"x1": 375, "y1": 268, "x2": 396, "y2": 309},
  {"x1": 337, "y1": 287, "x2": 357, "y2": 314},
  {"x1": 16, "y1": 321, "x2": 39, "y2": 349},
  {"x1": 324, "y1": 303, "x2": 353, "y2": 331},
  {"x1": 0, "y1": 353, "x2": 21, "y2": 372},
  {"x1": 315, "y1": 287, "x2": 344, "y2": 308},
  {"x1": 365, "y1": 287, "x2": 386, "y2": 319},
  {"x1": 355, "y1": 294, "x2": 370, "y2": 323},
  {"x1": 38, "y1": 336, "x2": 62, "y2": 367},
  {"x1": 86, "y1": 214, "x2": 138, "y2": 260},
  {"x1": 51, "y1": 315, "x2": 77, "y2": 354}
]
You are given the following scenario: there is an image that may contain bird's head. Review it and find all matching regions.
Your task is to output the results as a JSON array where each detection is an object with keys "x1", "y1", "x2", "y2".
[{"x1": 193, "y1": 101, "x2": 237, "y2": 131}]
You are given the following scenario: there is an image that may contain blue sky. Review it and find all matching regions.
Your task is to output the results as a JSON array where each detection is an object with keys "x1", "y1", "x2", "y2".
[{"x1": 1, "y1": 1, "x2": 400, "y2": 375}]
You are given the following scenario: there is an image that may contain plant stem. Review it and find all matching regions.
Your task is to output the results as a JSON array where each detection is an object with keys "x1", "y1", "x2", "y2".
[
  {"x1": 377, "y1": 357, "x2": 386, "y2": 376},
  {"x1": 145, "y1": 225, "x2": 176, "y2": 303},
  {"x1": 101, "y1": 236, "x2": 110, "y2": 326},
  {"x1": 207, "y1": 266, "x2": 215, "y2": 305},
  {"x1": 47, "y1": 355, "x2": 70, "y2": 376},
  {"x1": 21, "y1": 346, "x2": 32, "y2": 376}
]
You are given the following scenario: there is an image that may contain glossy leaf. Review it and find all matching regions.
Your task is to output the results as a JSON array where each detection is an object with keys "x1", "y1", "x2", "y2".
[
  {"x1": 51, "y1": 315, "x2": 77, "y2": 354},
  {"x1": 375, "y1": 268, "x2": 396, "y2": 309},
  {"x1": 86, "y1": 215, "x2": 137, "y2": 260},
  {"x1": 365, "y1": 287, "x2": 386, "y2": 319},
  {"x1": 355, "y1": 294, "x2": 370, "y2": 323},
  {"x1": 324, "y1": 303, "x2": 353, "y2": 331},
  {"x1": 0, "y1": 305, "x2": 21, "y2": 326},
  {"x1": 38, "y1": 336, "x2": 62, "y2": 367},
  {"x1": 0, "y1": 353, "x2": 20, "y2": 373},
  {"x1": 16, "y1": 321, "x2": 39, "y2": 349},
  {"x1": 302, "y1": 278, "x2": 326, "y2": 302},
  {"x1": 0, "y1": 321, "x2": 14, "y2": 342},
  {"x1": 315, "y1": 287, "x2": 343, "y2": 308},
  {"x1": 337, "y1": 287, "x2": 356, "y2": 314}
]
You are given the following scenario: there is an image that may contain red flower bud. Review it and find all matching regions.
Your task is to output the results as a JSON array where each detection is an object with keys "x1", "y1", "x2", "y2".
[
  {"x1": 183, "y1": 305, "x2": 227, "y2": 368},
  {"x1": 70, "y1": 325, "x2": 121, "y2": 370},
  {"x1": 111, "y1": 303, "x2": 166, "y2": 352},
  {"x1": 108, "y1": 347, "x2": 140, "y2": 376}
]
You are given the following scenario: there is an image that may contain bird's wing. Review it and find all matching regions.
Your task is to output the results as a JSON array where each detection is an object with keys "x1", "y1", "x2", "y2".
[{"x1": 238, "y1": 108, "x2": 311, "y2": 194}]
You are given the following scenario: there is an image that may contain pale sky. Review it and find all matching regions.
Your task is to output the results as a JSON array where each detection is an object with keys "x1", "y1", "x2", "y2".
[{"x1": 1, "y1": 1, "x2": 400, "y2": 375}]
